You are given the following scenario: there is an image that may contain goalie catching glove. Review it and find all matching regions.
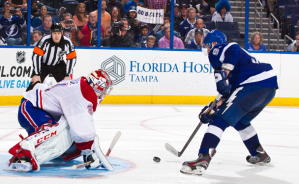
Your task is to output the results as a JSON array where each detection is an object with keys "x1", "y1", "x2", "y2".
[
  {"x1": 214, "y1": 70, "x2": 231, "y2": 97},
  {"x1": 198, "y1": 102, "x2": 217, "y2": 124}
]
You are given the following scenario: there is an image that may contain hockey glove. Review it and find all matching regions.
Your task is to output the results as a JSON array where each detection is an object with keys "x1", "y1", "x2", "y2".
[
  {"x1": 198, "y1": 102, "x2": 217, "y2": 124},
  {"x1": 82, "y1": 149, "x2": 101, "y2": 169},
  {"x1": 214, "y1": 70, "x2": 232, "y2": 97}
]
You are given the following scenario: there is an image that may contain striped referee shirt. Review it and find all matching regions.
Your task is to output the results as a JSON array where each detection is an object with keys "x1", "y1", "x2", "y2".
[{"x1": 32, "y1": 35, "x2": 77, "y2": 76}]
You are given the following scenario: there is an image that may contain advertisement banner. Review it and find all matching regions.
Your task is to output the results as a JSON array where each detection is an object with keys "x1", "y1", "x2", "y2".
[
  {"x1": 136, "y1": 7, "x2": 164, "y2": 24},
  {"x1": 0, "y1": 48, "x2": 32, "y2": 96}
]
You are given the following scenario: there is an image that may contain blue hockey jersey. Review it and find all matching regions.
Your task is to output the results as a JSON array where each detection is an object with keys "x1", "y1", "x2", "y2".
[
  {"x1": 209, "y1": 42, "x2": 278, "y2": 90},
  {"x1": 0, "y1": 15, "x2": 26, "y2": 39},
  {"x1": 178, "y1": 18, "x2": 197, "y2": 38}
]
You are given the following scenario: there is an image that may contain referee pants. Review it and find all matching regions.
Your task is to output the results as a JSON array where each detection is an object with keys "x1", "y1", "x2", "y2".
[{"x1": 27, "y1": 61, "x2": 67, "y2": 91}]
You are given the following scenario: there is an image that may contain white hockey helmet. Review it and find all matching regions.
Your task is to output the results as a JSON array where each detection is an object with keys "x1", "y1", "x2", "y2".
[{"x1": 86, "y1": 69, "x2": 113, "y2": 103}]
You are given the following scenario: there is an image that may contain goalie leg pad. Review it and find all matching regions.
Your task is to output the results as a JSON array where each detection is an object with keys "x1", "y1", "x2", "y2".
[
  {"x1": 6, "y1": 116, "x2": 73, "y2": 172},
  {"x1": 92, "y1": 135, "x2": 113, "y2": 171}
]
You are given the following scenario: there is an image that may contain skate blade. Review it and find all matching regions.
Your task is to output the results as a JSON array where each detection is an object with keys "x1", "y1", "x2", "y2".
[{"x1": 180, "y1": 165, "x2": 205, "y2": 176}]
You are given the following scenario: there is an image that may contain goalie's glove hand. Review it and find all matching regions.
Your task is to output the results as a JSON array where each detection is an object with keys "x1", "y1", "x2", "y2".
[
  {"x1": 198, "y1": 102, "x2": 216, "y2": 124},
  {"x1": 214, "y1": 70, "x2": 231, "y2": 97},
  {"x1": 82, "y1": 149, "x2": 101, "y2": 169}
]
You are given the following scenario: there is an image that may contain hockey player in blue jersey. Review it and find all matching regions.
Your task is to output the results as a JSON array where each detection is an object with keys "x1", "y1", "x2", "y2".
[{"x1": 180, "y1": 30, "x2": 278, "y2": 175}]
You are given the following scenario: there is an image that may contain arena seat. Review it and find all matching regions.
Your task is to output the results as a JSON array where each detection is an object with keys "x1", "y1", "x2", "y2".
[
  {"x1": 204, "y1": 22, "x2": 216, "y2": 31},
  {"x1": 216, "y1": 22, "x2": 239, "y2": 31}
]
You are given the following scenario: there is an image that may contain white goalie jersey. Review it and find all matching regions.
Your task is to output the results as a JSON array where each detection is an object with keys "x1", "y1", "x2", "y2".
[{"x1": 23, "y1": 77, "x2": 98, "y2": 147}]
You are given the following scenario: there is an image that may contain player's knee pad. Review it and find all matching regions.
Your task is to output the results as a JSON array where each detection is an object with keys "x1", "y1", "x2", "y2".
[{"x1": 7, "y1": 116, "x2": 73, "y2": 172}]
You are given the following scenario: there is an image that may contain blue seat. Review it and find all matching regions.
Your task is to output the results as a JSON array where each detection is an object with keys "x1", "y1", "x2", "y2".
[
  {"x1": 203, "y1": 14, "x2": 212, "y2": 22},
  {"x1": 204, "y1": 22, "x2": 216, "y2": 31},
  {"x1": 217, "y1": 22, "x2": 239, "y2": 31},
  {"x1": 222, "y1": 30, "x2": 240, "y2": 40},
  {"x1": 277, "y1": 0, "x2": 296, "y2": 6},
  {"x1": 284, "y1": 5, "x2": 299, "y2": 18}
]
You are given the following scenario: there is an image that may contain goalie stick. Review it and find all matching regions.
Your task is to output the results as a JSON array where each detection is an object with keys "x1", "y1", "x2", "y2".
[
  {"x1": 72, "y1": 131, "x2": 122, "y2": 170},
  {"x1": 165, "y1": 94, "x2": 222, "y2": 157}
]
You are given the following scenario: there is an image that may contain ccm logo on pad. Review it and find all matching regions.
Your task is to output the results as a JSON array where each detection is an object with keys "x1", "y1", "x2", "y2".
[{"x1": 37, "y1": 131, "x2": 57, "y2": 144}]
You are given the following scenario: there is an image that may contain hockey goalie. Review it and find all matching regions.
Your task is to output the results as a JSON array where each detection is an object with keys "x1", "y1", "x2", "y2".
[{"x1": 4, "y1": 69, "x2": 114, "y2": 172}]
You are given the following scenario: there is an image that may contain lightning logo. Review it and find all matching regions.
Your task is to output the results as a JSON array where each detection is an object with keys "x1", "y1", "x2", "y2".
[
  {"x1": 6, "y1": 24, "x2": 18, "y2": 37},
  {"x1": 222, "y1": 87, "x2": 243, "y2": 114}
]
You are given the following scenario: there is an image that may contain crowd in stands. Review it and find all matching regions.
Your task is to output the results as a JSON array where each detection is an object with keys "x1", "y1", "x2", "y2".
[{"x1": 3, "y1": 0, "x2": 292, "y2": 52}]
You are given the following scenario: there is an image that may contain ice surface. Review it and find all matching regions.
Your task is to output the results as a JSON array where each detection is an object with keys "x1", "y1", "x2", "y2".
[{"x1": 0, "y1": 105, "x2": 298, "y2": 184}]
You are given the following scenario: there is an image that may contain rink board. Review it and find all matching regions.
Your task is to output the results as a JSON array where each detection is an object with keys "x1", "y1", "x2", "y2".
[{"x1": 0, "y1": 48, "x2": 298, "y2": 106}]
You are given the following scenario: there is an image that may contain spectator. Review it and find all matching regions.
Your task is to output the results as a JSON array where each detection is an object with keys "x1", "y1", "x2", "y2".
[
  {"x1": 31, "y1": 30, "x2": 42, "y2": 46},
  {"x1": 211, "y1": 0, "x2": 233, "y2": 22},
  {"x1": 61, "y1": 13, "x2": 79, "y2": 45},
  {"x1": 8, "y1": 0, "x2": 27, "y2": 10},
  {"x1": 92, "y1": 0, "x2": 111, "y2": 33},
  {"x1": 0, "y1": 1, "x2": 26, "y2": 45},
  {"x1": 31, "y1": 6, "x2": 56, "y2": 28},
  {"x1": 79, "y1": 12, "x2": 105, "y2": 47},
  {"x1": 158, "y1": 24, "x2": 184, "y2": 49},
  {"x1": 185, "y1": 18, "x2": 209, "y2": 44},
  {"x1": 31, "y1": 1, "x2": 39, "y2": 22},
  {"x1": 186, "y1": 28, "x2": 203, "y2": 49},
  {"x1": 106, "y1": 0, "x2": 125, "y2": 18},
  {"x1": 110, "y1": 7, "x2": 122, "y2": 25},
  {"x1": 267, "y1": 0, "x2": 277, "y2": 14},
  {"x1": 148, "y1": 0, "x2": 167, "y2": 13},
  {"x1": 174, "y1": 4, "x2": 187, "y2": 31},
  {"x1": 179, "y1": 7, "x2": 197, "y2": 39},
  {"x1": 135, "y1": 24, "x2": 150, "y2": 44},
  {"x1": 124, "y1": 0, "x2": 144, "y2": 14},
  {"x1": 155, "y1": 20, "x2": 180, "y2": 46},
  {"x1": 34, "y1": 14, "x2": 53, "y2": 36},
  {"x1": 111, "y1": 18, "x2": 134, "y2": 47},
  {"x1": 174, "y1": 4, "x2": 180, "y2": 17},
  {"x1": 73, "y1": 3, "x2": 89, "y2": 31},
  {"x1": 287, "y1": 32, "x2": 299, "y2": 52},
  {"x1": 248, "y1": 32, "x2": 267, "y2": 51},
  {"x1": 142, "y1": 35, "x2": 156, "y2": 48},
  {"x1": 125, "y1": 6, "x2": 138, "y2": 29}
]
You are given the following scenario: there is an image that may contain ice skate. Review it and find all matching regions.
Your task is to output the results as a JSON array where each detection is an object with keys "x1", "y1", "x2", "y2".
[
  {"x1": 246, "y1": 145, "x2": 271, "y2": 165},
  {"x1": 180, "y1": 153, "x2": 211, "y2": 175}
]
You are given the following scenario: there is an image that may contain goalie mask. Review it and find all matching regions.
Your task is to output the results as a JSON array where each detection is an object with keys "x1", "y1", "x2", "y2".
[{"x1": 87, "y1": 69, "x2": 113, "y2": 103}]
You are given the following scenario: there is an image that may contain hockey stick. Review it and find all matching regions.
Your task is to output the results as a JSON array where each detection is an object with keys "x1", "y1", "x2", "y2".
[
  {"x1": 72, "y1": 131, "x2": 122, "y2": 170},
  {"x1": 165, "y1": 94, "x2": 222, "y2": 157},
  {"x1": 106, "y1": 131, "x2": 121, "y2": 156}
]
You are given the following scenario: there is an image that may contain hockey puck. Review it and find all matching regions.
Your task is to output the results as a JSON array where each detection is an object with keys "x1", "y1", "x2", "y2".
[{"x1": 153, "y1": 156, "x2": 161, "y2": 163}]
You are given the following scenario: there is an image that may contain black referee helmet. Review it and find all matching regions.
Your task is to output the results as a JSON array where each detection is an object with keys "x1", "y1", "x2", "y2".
[{"x1": 50, "y1": 23, "x2": 63, "y2": 32}]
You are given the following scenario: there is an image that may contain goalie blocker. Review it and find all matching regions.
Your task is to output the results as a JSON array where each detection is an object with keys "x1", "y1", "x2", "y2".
[{"x1": 5, "y1": 116, "x2": 113, "y2": 172}]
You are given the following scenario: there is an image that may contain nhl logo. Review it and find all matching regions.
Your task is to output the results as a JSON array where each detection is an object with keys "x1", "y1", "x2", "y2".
[{"x1": 16, "y1": 51, "x2": 26, "y2": 64}]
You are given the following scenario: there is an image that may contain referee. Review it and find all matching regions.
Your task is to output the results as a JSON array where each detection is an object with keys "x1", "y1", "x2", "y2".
[{"x1": 27, "y1": 23, "x2": 77, "y2": 91}]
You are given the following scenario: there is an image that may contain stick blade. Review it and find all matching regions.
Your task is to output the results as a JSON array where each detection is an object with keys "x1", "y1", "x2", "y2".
[{"x1": 165, "y1": 143, "x2": 180, "y2": 157}]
